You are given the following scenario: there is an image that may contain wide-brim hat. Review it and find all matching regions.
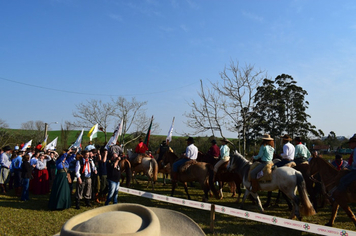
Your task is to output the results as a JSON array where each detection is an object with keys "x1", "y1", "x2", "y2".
[
  {"x1": 186, "y1": 137, "x2": 195, "y2": 143},
  {"x1": 56, "y1": 203, "x2": 206, "y2": 236},
  {"x1": 2, "y1": 145, "x2": 12, "y2": 152},
  {"x1": 220, "y1": 137, "x2": 231, "y2": 144},
  {"x1": 349, "y1": 134, "x2": 356, "y2": 143},
  {"x1": 280, "y1": 134, "x2": 292, "y2": 141},
  {"x1": 211, "y1": 139, "x2": 217, "y2": 144},
  {"x1": 261, "y1": 134, "x2": 273, "y2": 141}
]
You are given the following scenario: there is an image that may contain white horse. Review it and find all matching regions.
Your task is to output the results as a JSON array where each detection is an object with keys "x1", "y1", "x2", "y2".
[
  {"x1": 127, "y1": 149, "x2": 158, "y2": 190},
  {"x1": 227, "y1": 151, "x2": 315, "y2": 220}
]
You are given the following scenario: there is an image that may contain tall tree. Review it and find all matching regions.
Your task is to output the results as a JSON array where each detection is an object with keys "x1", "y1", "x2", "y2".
[
  {"x1": 184, "y1": 80, "x2": 225, "y2": 137},
  {"x1": 212, "y1": 60, "x2": 265, "y2": 155},
  {"x1": 73, "y1": 99, "x2": 116, "y2": 142},
  {"x1": 0, "y1": 119, "x2": 12, "y2": 148},
  {"x1": 252, "y1": 74, "x2": 323, "y2": 143}
]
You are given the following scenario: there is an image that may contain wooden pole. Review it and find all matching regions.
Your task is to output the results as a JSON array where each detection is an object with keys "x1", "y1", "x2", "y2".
[{"x1": 210, "y1": 204, "x2": 215, "y2": 233}]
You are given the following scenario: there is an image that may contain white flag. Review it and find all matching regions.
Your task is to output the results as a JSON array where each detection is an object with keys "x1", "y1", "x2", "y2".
[
  {"x1": 87, "y1": 124, "x2": 99, "y2": 141},
  {"x1": 105, "y1": 119, "x2": 123, "y2": 149},
  {"x1": 45, "y1": 137, "x2": 58, "y2": 150},
  {"x1": 70, "y1": 129, "x2": 84, "y2": 149},
  {"x1": 21, "y1": 140, "x2": 32, "y2": 151},
  {"x1": 166, "y1": 117, "x2": 175, "y2": 143}
]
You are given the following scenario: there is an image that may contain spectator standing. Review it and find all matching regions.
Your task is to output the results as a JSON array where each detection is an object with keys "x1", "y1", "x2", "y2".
[
  {"x1": 105, "y1": 153, "x2": 121, "y2": 205},
  {"x1": 75, "y1": 150, "x2": 97, "y2": 209},
  {"x1": 331, "y1": 154, "x2": 349, "y2": 170},
  {"x1": 32, "y1": 152, "x2": 51, "y2": 195},
  {"x1": 0, "y1": 146, "x2": 12, "y2": 194},
  {"x1": 21, "y1": 154, "x2": 34, "y2": 201},
  {"x1": 11, "y1": 150, "x2": 24, "y2": 197}
]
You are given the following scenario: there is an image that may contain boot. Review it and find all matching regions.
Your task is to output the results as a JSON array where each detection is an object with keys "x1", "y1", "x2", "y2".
[
  {"x1": 250, "y1": 179, "x2": 260, "y2": 193},
  {"x1": 85, "y1": 199, "x2": 92, "y2": 207},
  {"x1": 75, "y1": 199, "x2": 80, "y2": 209},
  {"x1": 95, "y1": 193, "x2": 100, "y2": 203}
]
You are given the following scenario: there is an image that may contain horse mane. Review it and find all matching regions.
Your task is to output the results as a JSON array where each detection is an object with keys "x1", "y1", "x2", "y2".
[{"x1": 230, "y1": 150, "x2": 251, "y2": 180}]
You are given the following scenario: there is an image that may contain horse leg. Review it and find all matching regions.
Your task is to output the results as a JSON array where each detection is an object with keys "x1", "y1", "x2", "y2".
[
  {"x1": 263, "y1": 191, "x2": 272, "y2": 208},
  {"x1": 251, "y1": 193, "x2": 264, "y2": 213},
  {"x1": 201, "y1": 181, "x2": 209, "y2": 202},
  {"x1": 183, "y1": 182, "x2": 191, "y2": 200},
  {"x1": 326, "y1": 202, "x2": 340, "y2": 226},
  {"x1": 218, "y1": 181, "x2": 223, "y2": 200},
  {"x1": 339, "y1": 203, "x2": 356, "y2": 226},
  {"x1": 171, "y1": 180, "x2": 177, "y2": 197},
  {"x1": 235, "y1": 180, "x2": 242, "y2": 203}
]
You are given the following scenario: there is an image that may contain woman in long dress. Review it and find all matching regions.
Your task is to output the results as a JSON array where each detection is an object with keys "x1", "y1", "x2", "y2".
[{"x1": 48, "y1": 149, "x2": 76, "y2": 210}]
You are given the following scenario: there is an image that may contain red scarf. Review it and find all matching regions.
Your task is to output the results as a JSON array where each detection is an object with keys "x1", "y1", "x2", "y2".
[
  {"x1": 82, "y1": 159, "x2": 90, "y2": 174},
  {"x1": 335, "y1": 160, "x2": 343, "y2": 170}
]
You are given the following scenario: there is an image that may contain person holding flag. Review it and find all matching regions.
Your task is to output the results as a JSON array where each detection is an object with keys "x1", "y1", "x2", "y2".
[{"x1": 135, "y1": 138, "x2": 148, "y2": 154}]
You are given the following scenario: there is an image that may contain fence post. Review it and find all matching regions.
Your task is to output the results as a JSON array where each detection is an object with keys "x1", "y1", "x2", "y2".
[{"x1": 210, "y1": 204, "x2": 215, "y2": 233}]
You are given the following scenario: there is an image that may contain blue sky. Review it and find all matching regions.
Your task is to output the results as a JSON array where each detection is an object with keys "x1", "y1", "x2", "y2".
[{"x1": 0, "y1": 0, "x2": 355, "y2": 139}]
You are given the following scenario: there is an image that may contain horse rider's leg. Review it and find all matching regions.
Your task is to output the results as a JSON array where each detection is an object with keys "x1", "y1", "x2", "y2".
[
  {"x1": 326, "y1": 202, "x2": 340, "y2": 226},
  {"x1": 183, "y1": 182, "x2": 191, "y2": 200}
]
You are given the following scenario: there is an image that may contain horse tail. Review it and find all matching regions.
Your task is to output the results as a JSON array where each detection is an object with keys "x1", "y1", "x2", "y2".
[
  {"x1": 125, "y1": 160, "x2": 132, "y2": 187},
  {"x1": 207, "y1": 164, "x2": 219, "y2": 199},
  {"x1": 296, "y1": 171, "x2": 316, "y2": 216},
  {"x1": 151, "y1": 159, "x2": 158, "y2": 182}
]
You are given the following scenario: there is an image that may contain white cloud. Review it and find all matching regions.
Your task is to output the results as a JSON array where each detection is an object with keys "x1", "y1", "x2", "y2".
[{"x1": 242, "y1": 11, "x2": 264, "y2": 22}]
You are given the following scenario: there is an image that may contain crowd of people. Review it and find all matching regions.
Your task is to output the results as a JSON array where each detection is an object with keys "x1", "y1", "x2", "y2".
[{"x1": 0, "y1": 133, "x2": 355, "y2": 211}]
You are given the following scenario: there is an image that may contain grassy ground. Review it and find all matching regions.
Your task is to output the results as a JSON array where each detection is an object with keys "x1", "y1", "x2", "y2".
[{"x1": 0, "y1": 175, "x2": 355, "y2": 236}]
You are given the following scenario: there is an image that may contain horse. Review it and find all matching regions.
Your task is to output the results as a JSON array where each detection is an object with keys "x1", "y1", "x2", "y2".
[
  {"x1": 163, "y1": 150, "x2": 219, "y2": 202},
  {"x1": 227, "y1": 151, "x2": 316, "y2": 220},
  {"x1": 264, "y1": 161, "x2": 322, "y2": 212},
  {"x1": 127, "y1": 150, "x2": 158, "y2": 190},
  {"x1": 119, "y1": 158, "x2": 132, "y2": 187},
  {"x1": 157, "y1": 160, "x2": 171, "y2": 185},
  {"x1": 197, "y1": 152, "x2": 242, "y2": 201},
  {"x1": 309, "y1": 155, "x2": 356, "y2": 227}
]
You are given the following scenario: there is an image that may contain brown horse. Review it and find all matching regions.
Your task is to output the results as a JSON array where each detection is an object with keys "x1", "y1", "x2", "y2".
[
  {"x1": 119, "y1": 158, "x2": 132, "y2": 187},
  {"x1": 157, "y1": 160, "x2": 171, "y2": 185},
  {"x1": 197, "y1": 152, "x2": 242, "y2": 201},
  {"x1": 163, "y1": 151, "x2": 219, "y2": 202},
  {"x1": 310, "y1": 155, "x2": 356, "y2": 227}
]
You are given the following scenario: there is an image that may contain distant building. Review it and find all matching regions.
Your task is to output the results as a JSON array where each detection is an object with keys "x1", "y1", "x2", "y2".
[{"x1": 312, "y1": 145, "x2": 330, "y2": 154}]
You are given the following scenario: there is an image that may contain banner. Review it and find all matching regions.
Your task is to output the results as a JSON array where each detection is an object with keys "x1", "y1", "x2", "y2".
[
  {"x1": 21, "y1": 140, "x2": 32, "y2": 151},
  {"x1": 166, "y1": 117, "x2": 175, "y2": 144},
  {"x1": 105, "y1": 119, "x2": 123, "y2": 149},
  {"x1": 143, "y1": 116, "x2": 153, "y2": 146},
  {"x1": 45, "y1": 137, "x2": 58, "y2": 150},
  {"x1": 87, "y1": 123, "x2": 98, "y2": 141}
]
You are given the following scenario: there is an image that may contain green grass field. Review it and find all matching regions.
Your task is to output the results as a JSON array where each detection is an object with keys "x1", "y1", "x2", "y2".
[{"x1": 0, "y1": 174, "x2": 356, "y2": 236}]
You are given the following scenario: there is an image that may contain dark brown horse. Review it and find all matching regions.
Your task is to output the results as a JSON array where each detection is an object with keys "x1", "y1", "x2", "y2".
[
  {"x1": 119, "y1": 158, "x2": 132, "y2": 187},
  {"x1": 163, "y1": 151, "x2": 219, "y2": 202},
  {"x1": 310, "y1": 155, "x2": 356, "y2": 227},
  {"x1": 197, "y1": 152, "x2": 243, "y2": 201}
]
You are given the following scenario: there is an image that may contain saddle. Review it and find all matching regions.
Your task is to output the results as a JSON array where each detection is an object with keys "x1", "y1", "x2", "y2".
[
  {"x1": 248, "y1": 162, "x2": 273, "y2": 182},
  {"x1": 284, "y1": 161, "x2": 297, "y2": 168},
  {"x1": 179, "y1": 160, "x2": 197, "y2": 173},
  {"x1": 131, "y1": 153, "x2": 147, "y2": 167}
]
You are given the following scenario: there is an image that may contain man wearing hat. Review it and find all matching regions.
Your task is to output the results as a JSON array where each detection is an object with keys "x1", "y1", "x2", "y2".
[
  {"x1": 155, "y1": 140, "x2": 173, "y2": 168},
  {"x1": 275, "y1": 134, "x2": 295, "y2": 167},
  {"x1": 250, "y1": 134, "x2": 275, "y2": 193},
  {"x1": 330, "y1": 134, "x2": 356, "y2": 201},
  {"x1": 75, "y1": 150, "x2": 97, "y2": 209},
  {"x1": 171, "y1": 137, "x2": 198, "y2": 181},
  {"x1": 207, "y1": 139, "x2": 220, "y2": 160},
  {"x1": 0, "y1": 146, "x2": 12, "y2": 194},
  {"x1": 213, "y1": 138, "x2": 230, "y2": 175},
  {"x1": 293, "y1": 137, "x2": 311, "y2": 165}
]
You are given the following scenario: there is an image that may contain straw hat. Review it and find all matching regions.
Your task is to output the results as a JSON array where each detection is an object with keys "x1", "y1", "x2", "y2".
[
  {"x1": 56, "y1": 203, "x2": 206, "y2": 236},
  {"x1": 280, "y1": 134, "x2": 292, "y2": 141},
  {"x1": 220, "y1": 137, "x2": 231, "y2": 144},
  {"x1": 261, "y1": 134, "x2": 273, "y2": 141}
]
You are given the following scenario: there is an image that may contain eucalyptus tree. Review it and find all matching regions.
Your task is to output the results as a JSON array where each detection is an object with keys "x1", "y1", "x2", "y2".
[{"x1": 252, "y1": 74, "x2": 322, "y2": 143}]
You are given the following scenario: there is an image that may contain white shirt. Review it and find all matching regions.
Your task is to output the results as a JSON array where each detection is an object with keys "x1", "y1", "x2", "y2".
[
  {"x1": 75, "y1": 158, "x2": 96, "y2": 179},
  {"x1": 185, "y1": 144, "x2": 198, "y2": 160},
  {"x1": 280, "y1": 142, "x2": 295, "y2": 161}
]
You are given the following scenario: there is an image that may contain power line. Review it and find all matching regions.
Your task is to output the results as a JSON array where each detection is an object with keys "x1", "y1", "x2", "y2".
[{"x1": 0, "y1": 77, "x2": 198, "y2": 97}]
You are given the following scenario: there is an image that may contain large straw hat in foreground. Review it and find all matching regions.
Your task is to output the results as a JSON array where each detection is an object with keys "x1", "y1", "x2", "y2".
[{"x1": 56, "y1": 203, "x2": 206, "y2": 236}]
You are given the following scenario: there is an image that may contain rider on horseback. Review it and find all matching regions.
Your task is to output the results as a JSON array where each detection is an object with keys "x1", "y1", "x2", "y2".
[
  {"x1": 213, "y1": 138, "x2": 231, "y2": 179},
  {"x1": 274, "y1": 134, "x2": 295, "y2": 167},
  {"x1": 250, "y1": 134, "x2": 275, "y2": 193},
  {"x1": 207, "y1": 139, "x2": 220, "y2": 159},
  {"x1": 330, "y1": 134, "x2": 356, "y2": 201},
  {"x1": 171, "y1": 137, "x2": 198, "y2": 181},
  {"x1": 156, "y1": 140, "x2": 173, "y2": 168},
  {"x1": 293, "y1": 137, "x2": 311, "y2": 165}
]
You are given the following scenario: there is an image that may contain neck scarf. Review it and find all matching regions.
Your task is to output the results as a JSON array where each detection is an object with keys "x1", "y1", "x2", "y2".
[{"x1": 82, "y1": 158, "x2": 90, "y2": 174}]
